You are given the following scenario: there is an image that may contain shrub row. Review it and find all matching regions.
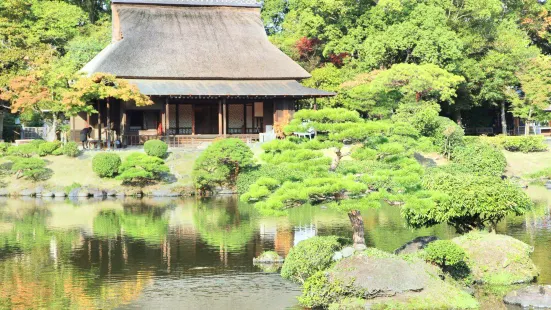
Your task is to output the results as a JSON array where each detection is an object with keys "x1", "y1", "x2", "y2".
[{"x1": 480, "y1": 135, "x2": 547, "y2": 153}]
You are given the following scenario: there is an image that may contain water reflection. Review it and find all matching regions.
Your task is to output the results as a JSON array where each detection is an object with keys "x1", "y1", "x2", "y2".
[{"x1": 0, "y1": 194, "x2": 550, "y2": 308}]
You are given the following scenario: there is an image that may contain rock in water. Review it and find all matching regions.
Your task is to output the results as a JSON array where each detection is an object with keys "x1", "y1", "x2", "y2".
[
  {"x1": 394, "y1": 236, "x2": 439, "y2": 255},
  {"x1": 452, "y1": 232, "x2": 538, "y2": 285},
  {"x1": 504, "y1": 285, "x2": 551, "y2": 308}
]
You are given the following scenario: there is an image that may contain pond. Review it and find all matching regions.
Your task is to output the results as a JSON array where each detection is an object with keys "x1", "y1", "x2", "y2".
[{"x1": 0, "y1": 193, "x2": 550, "y2": 309}]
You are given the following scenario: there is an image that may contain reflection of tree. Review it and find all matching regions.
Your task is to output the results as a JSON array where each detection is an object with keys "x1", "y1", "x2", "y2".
[
  {"x1": 92, "y1": 208, "x2": 168, "y2": 245},
  {"x1": 193, "y1": 199, "x2": 256, "y2": 251}
]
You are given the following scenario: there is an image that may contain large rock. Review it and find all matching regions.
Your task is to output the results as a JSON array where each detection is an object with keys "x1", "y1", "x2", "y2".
[
  {"x1": 394, "y1": 236, "x2": 439, "y2": 255},
  {"x1": 149, "y1": 189, "x2": 180, "y2": 197},
  {"x1": 504, "y1": 285, "x2": 551, "y2": 308},
  {"x1": 68, "y1": 188, "x2": 80, "y2": 198},
  {"x1": 19, "y1": 188, "x2": 35, "y2": 197},
  {"x1": 0, "y1": 188, "x2": 9, "y2": 196},
  {"x1": 319, "y1": 250, "x2": 479, "y2": 309},
  {"x1": 453, "y1": 232, "x2": 538, "y2": 285}
]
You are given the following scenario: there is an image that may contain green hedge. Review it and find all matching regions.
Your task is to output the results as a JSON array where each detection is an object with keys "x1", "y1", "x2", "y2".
[
  {"x1": 281, "y1": 236, "x2": 341, "y2": 283},
  {"x1": 8, "y1": 143, "x2": 38, "y2": 158},
  {"x1": 63, "y1": 142, "x2": 80, "y2": 157},
  {"x1": 452, "y1": 142, "x2": 506, "y2": 177},
  {"x1": 38, "y1": 141, "x2": 61, "y2": 156},
  {"x1": 481, "y1": 135, "x2": 548, "y2": 153},
  {"x1": 144, "y1": 140, "x2": 168, "y2": 158},
  {"x1": 92, "y1": 153, "x2": 122, "y2": 178}
]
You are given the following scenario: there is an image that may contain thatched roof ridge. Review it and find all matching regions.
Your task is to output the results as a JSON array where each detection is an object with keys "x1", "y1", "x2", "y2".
[
  {"x1": 82, "y1": 5, "x2": 311, "y2": 80},
  {"x1": 111, "y1": 0, "x2": 262, "y2": 7},
  {"x1": 127, "y1": 79, "x2": 336, "y2": 97}
]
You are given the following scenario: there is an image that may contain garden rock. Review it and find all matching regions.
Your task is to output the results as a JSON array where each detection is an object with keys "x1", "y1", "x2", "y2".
[
  {"x1": 77, "y1": 189, "x2": 90, "y2": 197},
  {"x1": 504, "y1": 285, "x2": 551, "y2": 308},
  {"x1": 394, "y1": 236, "x2": 439, "y2": 255},
  {"x1": 323, "y1": 253, "x2": 478, "y2": 308},
  {"x1": 341, "y1": 247, "x2": 355, "y2": 258},
  {"x1": 91, "y1": 190, "x2": 106, "y2": 198},
  {"x1": 332, "y1": 251, "x2": 343, "y2": 261},
  {"x1": 150, "y1": 189, "x2": 179, "y2": 197},
  {"x1": 54, "y1": 191, "x2": 66, "y2": 198},
  {"x1": 68, "y1": 188, "x2": 81, "y2": 198},
  {"x1": 34, "y1": 186, "x2": 44, "y2": 197},
  {"x1": 19, "y1": 189, "x2": 35, "y2": 197},
  {"x1": 452, "y1": 232, "x2": 538, "y2": 285},
  {"x1": 253, "y1": 251, "x2": 284, "y2": 264},
  {"x1": 41, "y1": 190, "x2": 54, "y2": 198},
  {"x1": 106, "y1": 190, "x2": 117, "y2": 197},
  {"x1": 0, "y1": 189, "x2": 8, "y2": 196}
]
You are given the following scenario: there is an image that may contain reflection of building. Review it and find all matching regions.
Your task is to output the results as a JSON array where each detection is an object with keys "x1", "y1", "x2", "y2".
[{"x1": 293, "y1": 225, "x2": 317, "y2": 246}]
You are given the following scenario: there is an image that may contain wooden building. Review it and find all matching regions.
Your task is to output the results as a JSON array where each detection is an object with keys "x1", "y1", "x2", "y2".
[{"x1": 75, "y1": 0, "x2": 334, "y2": 146}]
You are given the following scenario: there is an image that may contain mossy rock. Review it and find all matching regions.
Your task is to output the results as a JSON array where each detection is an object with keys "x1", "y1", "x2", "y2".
[
  {"x1": 299, "y1": 250, "x2": 479, "y2": 309},
  {"x1": 452, "y1": 231, "x2": 538, "y2": 285}
]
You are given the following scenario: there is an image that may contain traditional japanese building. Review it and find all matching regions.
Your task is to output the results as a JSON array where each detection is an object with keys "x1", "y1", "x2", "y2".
[{"x1": 74, "y1": 0, "x2": 334, "y2": 146}]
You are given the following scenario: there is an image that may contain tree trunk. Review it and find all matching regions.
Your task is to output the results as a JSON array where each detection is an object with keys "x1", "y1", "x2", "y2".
[
  {"x1": 453, "y1": 109, "x2": 462, "y2": 126},
  {"x1": 347, "y1": 210, "x2": 366, "y2": 248},
  {"x1": 525, "y1": 108, "x2": 533, "y2": 136},
  {"x1": 501, "y1": 102, "x2": 507, "y2": 135}
]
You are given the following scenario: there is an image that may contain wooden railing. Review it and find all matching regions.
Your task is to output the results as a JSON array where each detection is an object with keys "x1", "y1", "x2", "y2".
[{"x1": 125, "y1": 134, "x2": 260, "y2": 147}]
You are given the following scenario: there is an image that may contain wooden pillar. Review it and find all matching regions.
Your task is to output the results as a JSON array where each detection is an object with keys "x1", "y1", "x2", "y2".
[
  {"x1": 97, "y1": 101, "x2": 102, "y2": 143},
  {"x1": 120, "y1": 101, "x2": 126, "y2": 146},
  {"x1": 191, "y1": 103, "x2": 196, "y2": 135},
  {"x1": 165, "y1": 97, "x2": 170, "y2": 138},
  {"x1": 218, "y1": 100, "x2": 223, "y2": 135},
  {"x1": 314, "y1": 98, "x2": 318, "y2": 110},
  {"x1": 106, "y1": 97, "x2": 111, "y2": 149},
  {"x1": 223, "y1": 99, "x2": 227, "y2": 136}
]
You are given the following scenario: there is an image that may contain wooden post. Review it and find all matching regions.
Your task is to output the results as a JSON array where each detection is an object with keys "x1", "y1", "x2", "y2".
[
  {"x1": 218, "y1": 100, "x2": 223, "y2": 135},
  {"x1": 106, "y1": 97, "x2": 111, "y2": 150},
  {"x1": 223, "y1": 99, "x2": 227, "y2": 136},
  {"x1": 191, "y1": 103, "x2": 196, "y2": 135},
  {"x1": 165, "y1": 97, "x2": 170, "y2": 139},
  {"x1": 97, "y1": 100, "x2": 102, "y2": 145},
  {"x1": 314, "y1": 98, "x2": 318, "y2": 111},
  {"x1": 243, "y1": 103, "x2": 247, "y2": 134}
]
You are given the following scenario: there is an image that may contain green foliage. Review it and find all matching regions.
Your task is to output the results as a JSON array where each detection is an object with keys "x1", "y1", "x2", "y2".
[
  {"x1": 298, "y1": 271, "x2": 363, "y2": 309},
  {"x1": 11, "y1": 157, "x2": 49, "y2": 181},
  {"x1": 481, "y1": 135, "x2": 548, "y2": 153},
  {"x1": 51, "y1": 147, "x2": 63, "y2": 156},
  {"x1": 8, "y1": 143, "x2": 39, "y2": 158},
  {"x1": 92, "y1": 153, "x2": 122, "y2": 178},
  {"x1": 431, "y1": 117, "x2": 464, "y2": 158},
  {"x1": 0, "y1": 142, "x2": 11, "y2": 155},
  {"x1": 452, "y1": 142, "x2": 506, "y2": 177},
  {"x1": 62, "y1": 142, "x2": 80, "y2": 157},
  {"x1": 144, "y1": 139, "x2": 168, "y2": 158},
  {"x1": 116, "y1": 153, "x2": 169, "y2": 184},
  {"x1": 424, "y1": 240, "x2": 466, "y2": 268},
  {"x1": 64, "y1": 182, "x2": 82, "y2": 195},
  {"x1": 193, "y1": 138, "x2": 254, "y2": 193},
  {"x1": 38, "y1": 141, "x2": 61, "y2": 156},
  {"x1": 403, "y1": 171, "x2": 532, "y2": 233},
  {"x1": 281, "y1": 236, "x2": 341, "y2": 284},
  {"x1": 236, "y1": 164, "x2": 309, "y2": 194}
]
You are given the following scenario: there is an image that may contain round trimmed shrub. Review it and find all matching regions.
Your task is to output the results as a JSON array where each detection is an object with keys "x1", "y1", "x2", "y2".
[
  {"x1": 38, "y1": 141, "x2": 61, "y2": 156},
  {"x1": 424, "y1": 240, "x2": 466, "y2": 268},
  {"x1": 63, "y1": 142, "x2": 80, "y2": 157},
  {"x1": 92, "y1": 153, "x2": 122, "y2": 178},
  {"x1": 144, "y1": 140, "x2": 168, "y2": 158},
  {"x1": 281, "y1": 236, "x2": 341, "y2": 283}
]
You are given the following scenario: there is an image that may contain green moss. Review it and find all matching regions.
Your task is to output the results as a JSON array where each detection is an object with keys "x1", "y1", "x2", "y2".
[
  {"x1": 328, "y1": 297, "x2": 366, "y2": 310},
  {"x1": 362, "y1": 248, "x2": 395, "y2": 258}
]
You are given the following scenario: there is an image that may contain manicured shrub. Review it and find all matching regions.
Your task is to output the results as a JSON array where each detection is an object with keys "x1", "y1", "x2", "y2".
[
  {"x1": 481, "y1": 135, "x2": 548, "y2": 153},
  {"x1": 403, "y1": 171, "x2": 532, "y2": 233},
  {"x1": 52, "y1": 147, "x2": 63, "y2": 156},
  {"x1": 431, "y1": 117, "x2": 464, "y2": 159},
  {"x1": 8, "y1": 143, "x2": 38, "y2": 158},
  {"x1": 236, "y1": 164, "x2": 309, "y2": 194},
  {"x1": 38, "y1": 141, "x2": 61, "y2": 156},
  {"x1": 144, "y1": 139, "x2": 168, "y2": 158},
  {"x1": 29, "y1": 139, "x2": 46, "y2": 148},
  {"x1": 281, "y1": 236, "x2": 341, "y2": 284},
  {"x1": 117, "y1": 153, "x2": 169, "y2": 184},
  {"x1": 452, "y1": 142, "x2": 506, "y2": 177},
  {"x1": 92, "y1": 153, "x2": 122, "y2": 178},
  {"x1": 298, "y1": 271, "x2": 363, "y2": 309},
  {"x1": 11, "y1": 157, "x2": 49, "y2": 181},
  {"x1": 193, "y1": 138, "x2": 254, "y2": 194},
  {"x1": 424, "y1": 240, "x2": 466, "y2": 268},
  {"x1": 63, "y1": 141, "x2": 80, "y2": 157}
]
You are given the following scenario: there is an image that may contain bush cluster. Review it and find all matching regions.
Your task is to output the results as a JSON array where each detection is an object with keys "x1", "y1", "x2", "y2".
[
  {"x1": 8, "y1": 143, "x2": 39, "y2": 158},
  {"x1": 481, "y1": 135, "x2": 548, "y2": 153},
  {"x1": 0, "y1": 142, "x2": 12, "y2": 156},
  {"x1": 452, "y1": 141, "x2": 506, "y2": 177},
  {"x1": 236, "y1": 164, "x2": 309, "y2": 194},
  {"x1": 281, "y1": 236, "x2": 341, "y2": 284},
  {"x1": 63, "y1": 142, "x2": 80, "y2": 157},
  {"x1": 144, "y1": 139, "x2": 168, "y2": 158},
  {"x1": 424, "y1": 240, "x2": 466, "y2": 268},
  {"x1": 92, "y1": 153, "x2": 122, "y2": 178},
  {"x1": 193, "y1": 138, "x2": 254, "y2": 194},
  {"x1": 38, "y1": 141, "x2": 62, "y2": 156},
  {"x1": 11, "y1": 157, "x2": 49, "y2": 181},
  {"x1": 298, "y1": 271, "x2": 363, "y2": 309},
  {"x1": 117, "y1": 152, "x2": 169, "y2": 184}
]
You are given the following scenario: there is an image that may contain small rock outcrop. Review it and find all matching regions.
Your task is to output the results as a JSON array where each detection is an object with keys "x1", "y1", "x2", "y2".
[
  {"x1": 452, "y1": 232, "x2": 538, "y2": 285},
  {"x1": 504, "y1": 285, "x2": 551, "y2": 308},
  {"x1": 253, "y1": 251, "x2": 284, "y2": 273},
  {"x1": 394, "y1": 236, "x2": 439, "y2": 255}
]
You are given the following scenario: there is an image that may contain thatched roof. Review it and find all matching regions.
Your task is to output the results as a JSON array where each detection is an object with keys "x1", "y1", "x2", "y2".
[
  {"x1": 128, "y1": 79, "x2": 336, "y2": 97},
  {"x1": 82, "y1": 4, "x2": 311, "y2": 80},
  {"x1": 111, "y1": 0, "x2": 262, "y2": 7}
]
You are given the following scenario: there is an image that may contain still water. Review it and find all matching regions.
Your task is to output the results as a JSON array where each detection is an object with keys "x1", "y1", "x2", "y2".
[{"x1": 0, "y1": 191, "x2": 550, "y2": 309}]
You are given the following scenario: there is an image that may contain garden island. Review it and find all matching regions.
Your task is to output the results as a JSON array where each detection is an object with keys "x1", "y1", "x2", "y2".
[{"x1": 2, "y1": 0, "x2": 551, "y2": 309}]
